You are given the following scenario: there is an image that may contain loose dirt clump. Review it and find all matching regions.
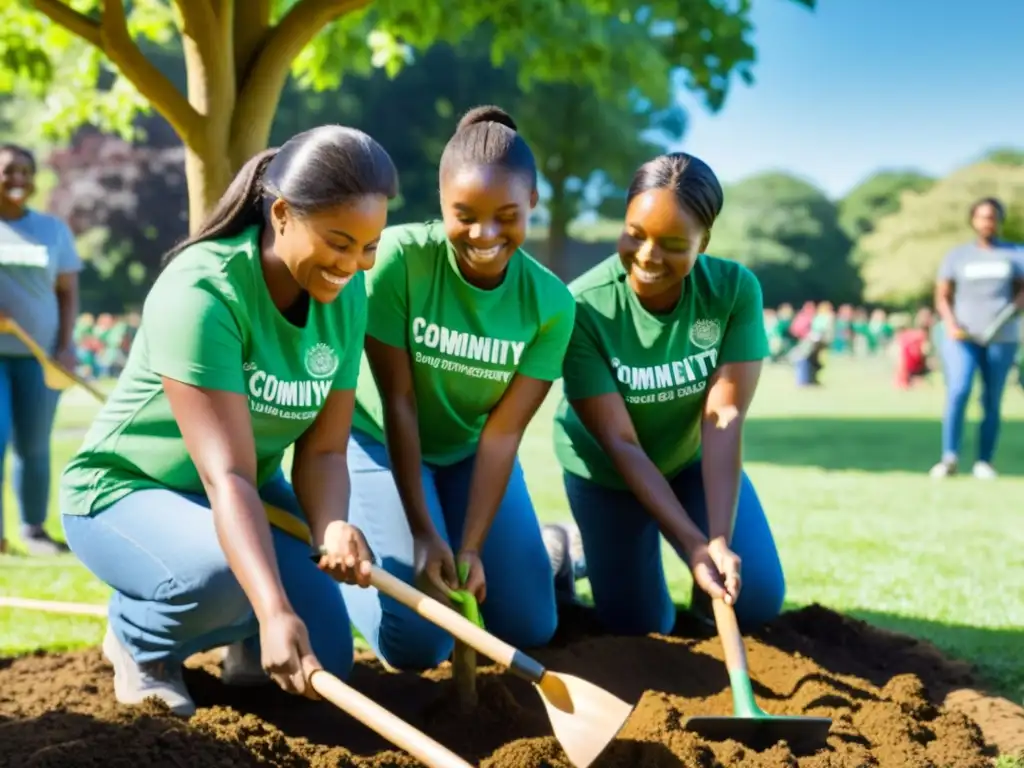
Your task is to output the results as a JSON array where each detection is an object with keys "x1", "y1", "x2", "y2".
[{"x1": 1, "y1": 604, "x2": 1020, "y2": 767}]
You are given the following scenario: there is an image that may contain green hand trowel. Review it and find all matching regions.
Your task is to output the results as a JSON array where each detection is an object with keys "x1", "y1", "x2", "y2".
[
  {"x1": 448, "y1": 561, "x2": 484, "y2": 711},
  {"x1": 684, "y1": 598, "x2": 832, "y2": 751}
]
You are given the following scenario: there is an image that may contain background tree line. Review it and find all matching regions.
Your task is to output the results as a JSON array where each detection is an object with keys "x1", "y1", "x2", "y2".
[{"x1": 2, "y1": 1, "x2": 1021, "y2": 314}]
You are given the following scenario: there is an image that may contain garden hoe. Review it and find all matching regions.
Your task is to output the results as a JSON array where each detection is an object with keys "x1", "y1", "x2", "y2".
[
  {"x1": 683, "y1": 598, "x2": 832, "y2": 750},
  {"x1": 0, "y1": 318, "x2": 106, "y2": 403},
  {"x1": 370, "y1": 566, "x2": 635, "y2": 768}
]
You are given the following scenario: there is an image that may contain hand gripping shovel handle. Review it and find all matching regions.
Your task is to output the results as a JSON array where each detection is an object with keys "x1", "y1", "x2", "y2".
[
  {"x1": 308, "y1": 669, "x2": 472, "y2": 768},
  {"x1": 370, "y1": 566, "x2": 547, "y2": 684}
]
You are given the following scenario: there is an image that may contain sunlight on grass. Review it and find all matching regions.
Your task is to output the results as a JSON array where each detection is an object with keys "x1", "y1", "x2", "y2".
[{"x1": 3, "y1": 360, "x2": 1023, "y2": 700}]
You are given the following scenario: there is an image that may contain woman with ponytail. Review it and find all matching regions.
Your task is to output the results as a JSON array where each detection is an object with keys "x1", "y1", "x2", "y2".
[
  {"x1": 59, "y1": 126, "x2": 399, "y2": 716},
  {"x1": 340, "y1": 105, "x2": 576, "y2": 671}
]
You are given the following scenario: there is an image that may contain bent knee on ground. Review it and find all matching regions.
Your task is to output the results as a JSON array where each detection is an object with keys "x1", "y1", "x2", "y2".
[
  {"x1": 377, "y1": 616, "x2": 454, "y2": 671},
  {"x1": 166, "y1": 564, "x2": 253, "y2": 633},
  {"x1": 595, "y1": 598, "x2": 675, "y2": 637},
  {"x1": 735, "y1": 578, "x2": 786, "y2": 630},
  {"x1": 483, "y1": 599, "x2": 558, "y2": 651}
]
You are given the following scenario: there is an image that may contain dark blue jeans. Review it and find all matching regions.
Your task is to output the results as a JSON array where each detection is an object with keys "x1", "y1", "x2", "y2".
[
  {"x1": 564, "y1": 460, "x2": 786, "y2": 634},
  {"x1": 0, "y1": 356, "x2": 60, "y2": 534},
  {"x1": 940, "y1": 338, "x2": 1018, "y2": 462},
  {"x1": 61, "y1": 473, "x2": 354, "y2": 676},
  {"x1": 342, "y1": 429, "x2": 557, "y2": 670}
]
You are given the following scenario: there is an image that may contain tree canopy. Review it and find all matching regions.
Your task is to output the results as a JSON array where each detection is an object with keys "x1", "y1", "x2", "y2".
[
  {"x1": 710, "y1": 172, "x2": 859, "y2": 306},
  {"x1": 857, "y1": 161, "x2": 1024, "y2": 305},
  {"x1": 2, "y1": 0, "x2": 814, "y2": 225},
  {"x1": 838, "y1": 170, "x2": 935, "y2": 242}
]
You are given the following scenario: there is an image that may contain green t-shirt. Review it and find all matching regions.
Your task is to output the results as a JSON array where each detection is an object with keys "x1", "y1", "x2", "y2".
[
  {"x1": 60, "y1": 226, "x2": 366, "y2": 516},
  {"x1": 352, "y1": 221, "x2": 575, "y2": 466},
  {"x1": 553, "y1": 253, "x2": 769, "y2": 489}
]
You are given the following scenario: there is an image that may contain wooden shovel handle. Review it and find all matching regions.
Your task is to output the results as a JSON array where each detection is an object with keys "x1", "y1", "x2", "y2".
[
  {"x1": 711, "y1": 598, "x2": 749, "y2": 675},
  {"x1": 371, "y1": 566, "x2": 518, "y2": 669},
  {"x1": 309, "y1": 670, "x2": 472, "y2": 768}
]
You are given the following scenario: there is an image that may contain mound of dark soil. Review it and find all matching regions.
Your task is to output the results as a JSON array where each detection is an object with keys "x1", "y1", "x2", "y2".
[{"x1": 2, "y1": 604, "x2": 1021, "y2": 767}]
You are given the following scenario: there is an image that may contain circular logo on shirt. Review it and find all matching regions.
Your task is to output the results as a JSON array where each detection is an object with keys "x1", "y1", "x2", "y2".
[
  {"x1": 689, "y1": 318, "x2": 721, "y2": 350},
  {"x1": 305, "y1": 343, "x2": 339, "y2": 379}
]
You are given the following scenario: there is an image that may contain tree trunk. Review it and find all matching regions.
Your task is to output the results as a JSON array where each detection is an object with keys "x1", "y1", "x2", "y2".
[
  {"x1": 180, "y1": 30, "x2": 236, "y2": 231},
  {"x1": 546, "y1": 178, "x2": 573, "y2": 281},
  {"x1": 184, "y1": 146, "x2": 233, "y2": 229}
]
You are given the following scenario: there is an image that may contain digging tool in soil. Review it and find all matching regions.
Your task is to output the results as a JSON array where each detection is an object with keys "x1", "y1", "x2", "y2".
[
  {"x1": 369, "y1": 565, "x2": 634, "y2": 768},
  {"x1": 684, "y1": 597, "x2": 832, "y2": 750},
  {"x1": 448, "y1": 561, "x2": 483, "y2": 711}
]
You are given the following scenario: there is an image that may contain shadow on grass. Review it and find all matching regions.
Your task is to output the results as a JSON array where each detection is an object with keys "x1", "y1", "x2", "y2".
[
  {"x1": 743, "y1": 604, "x2": 1024, "y2": 707},
  {"x1": 743, "y1": 416, "x2": 1024, "y2": 475},
  {"x1": 846, "y1": 609, "x2": 1024, "y2": 704}
]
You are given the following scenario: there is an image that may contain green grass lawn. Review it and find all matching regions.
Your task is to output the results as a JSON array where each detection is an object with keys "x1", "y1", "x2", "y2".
[{"x1": 3, "y1": 357, "x2": 1023, "y2": 704}]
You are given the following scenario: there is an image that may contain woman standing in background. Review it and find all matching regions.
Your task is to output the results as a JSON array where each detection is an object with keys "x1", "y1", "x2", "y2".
[
  {"x1": 0, "y1": 143, "x2": 82, "y2": 555},
  {"x1": 931, "y1": 197, "x2": 1023, "y2": 479}
]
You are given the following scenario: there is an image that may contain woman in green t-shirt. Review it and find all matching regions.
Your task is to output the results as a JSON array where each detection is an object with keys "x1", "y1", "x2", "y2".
[
  {"x1": 59, "y1": 126, "x2": 398, "y2": 716},
  {"x1": 340, "y1": 106, "x2": 576, "y2": 670},
  {"x1": 550, "y1": 152, "x2": 785, "y2": 635}
]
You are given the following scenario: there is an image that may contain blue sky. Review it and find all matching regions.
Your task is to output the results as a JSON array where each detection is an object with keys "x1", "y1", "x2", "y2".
[{"x1": 673, "y1": 0, "x2": 1024, "y2": 198}]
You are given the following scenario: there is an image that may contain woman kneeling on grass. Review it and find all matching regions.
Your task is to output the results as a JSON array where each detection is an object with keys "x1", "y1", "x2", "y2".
[
  {"x1": 341, "y1": 105, "x2": 576, "y2": 670},
  {"x1": 550, "y1": 152, "x2": 786, "y2": 634},
  {"x1": 59, "y1": 126, "x2": 398, "y2": 716}
]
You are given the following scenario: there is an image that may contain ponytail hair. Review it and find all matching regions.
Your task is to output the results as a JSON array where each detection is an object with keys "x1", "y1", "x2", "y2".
[
  {"x1": 162, "y1": 150, "x2": 275, "y2": 266},
  {"x1": 162, "y1": 125, "x2": 398, "y2": 267}
]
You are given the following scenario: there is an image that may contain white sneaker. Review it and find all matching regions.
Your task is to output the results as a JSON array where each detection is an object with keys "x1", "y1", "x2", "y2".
[
  {"x1": 543, "y1": 523, "x2": 586, "y2": 602},
  {"x1": 102, "y1": 625, "x2": 195, "y2": 716},
  {"x1": 972, "y1": 461, "x2": 998, "y2": 479},
  {"x1": 929, "y1": 459, "x2": 957, "y2": 478},
  {"x1": 221, "y1": 640, "x2": 270, "y2": 686}
]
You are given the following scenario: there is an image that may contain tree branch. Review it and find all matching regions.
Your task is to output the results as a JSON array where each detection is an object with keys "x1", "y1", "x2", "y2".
[
  {"x1": 233, "y1": 0, "x2": 273, "y2": 80},
  {"x1": 32, "y1": 0, "x2": 102, "y2": 48},
  {"x1": 99, "y1": 0, "x2": 204, "y2": 148},
  {"x1": 173, "y1": 0, "x2": 220, "y2": 65},
  {"x1": 230, "y1": 0, "x2": 370, "y2": 163},
  {"x1": 33, "y1": 0, "x2": 205, "y2": 149}
]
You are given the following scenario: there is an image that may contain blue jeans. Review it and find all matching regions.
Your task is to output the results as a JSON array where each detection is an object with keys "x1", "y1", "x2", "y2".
[
  {"x1": 564, "y1": 460, "x2": 785, "y2": 635},
  {"x1": 0, "y1": 356, "x2": 61, "y2": 533},
  {"x1": 61, "y1": 473, "x2": 354, "y2": 677},
  {"x1": 342, "y1": 429, "x2": 557, "y2": 670},
  {"x1": 941, "y1": 338, "x2": 1018, "y2": 462}
]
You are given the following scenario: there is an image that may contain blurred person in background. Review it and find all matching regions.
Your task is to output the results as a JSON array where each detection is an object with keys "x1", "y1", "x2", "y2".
[
  {"x1": 894, "y1": 308, "x2": 935, "y2": 389},
  {"x1": 0, "y1": 143, "x2": 82, "y2": 555},
  {"x1": 931, "y1": 197, "x2": 1024, "y2": 479}
]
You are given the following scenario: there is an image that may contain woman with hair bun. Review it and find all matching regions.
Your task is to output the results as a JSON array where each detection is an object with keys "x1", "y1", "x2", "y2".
[
  {"x1": 60, "y1": 125, "x2": 399, "y2": 715},
  {"x1": 343, "y1": 105, "x2": 575, "y2": 670}
]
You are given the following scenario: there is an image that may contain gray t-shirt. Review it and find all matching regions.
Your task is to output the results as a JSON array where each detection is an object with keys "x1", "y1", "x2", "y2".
[
  {"x1": 938, "y1": 242, "x2": 1023, "y2": 344},
  {"x1": 0, "y1": 210, "x2": 83, "y2": 357}
]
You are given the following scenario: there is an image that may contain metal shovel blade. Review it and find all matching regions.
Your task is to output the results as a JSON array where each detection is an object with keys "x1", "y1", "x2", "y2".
[
  {"x1": 683, "y1": 713, "x2": 832, "y2": 751},
  {"x1": 536, "y1": 671, "x2": 634, "y2": 768}
]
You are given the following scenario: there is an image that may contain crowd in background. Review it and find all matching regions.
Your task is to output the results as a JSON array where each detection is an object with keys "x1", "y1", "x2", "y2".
[
  {"x1": 71, "y1": 300, "x2": 964, "y2": 391},
  {"x1": 764, "y1": 300, "x2": 1022, "y2": 391},
  {"x1": 72, "y1": 312, "x2": 139, "y2": 379}
]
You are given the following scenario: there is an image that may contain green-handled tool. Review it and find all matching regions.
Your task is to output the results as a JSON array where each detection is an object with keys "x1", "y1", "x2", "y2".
[
  {"x1": 683, "y1": 598, "x2": 832, "y2": 750},
  {"x1": 448, "y1": 561, "x2": 483, "y2": 711}
]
